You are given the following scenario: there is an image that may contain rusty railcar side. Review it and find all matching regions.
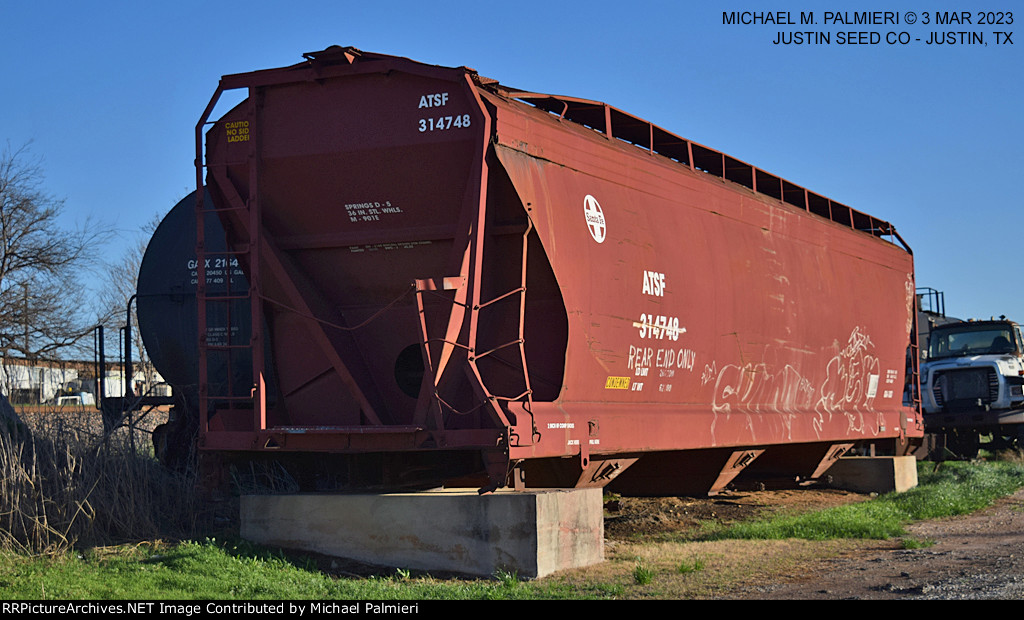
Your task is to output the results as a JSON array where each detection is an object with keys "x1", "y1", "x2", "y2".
[{"x1": 186, "y1": 46, "x2": 921, "y2": 493}]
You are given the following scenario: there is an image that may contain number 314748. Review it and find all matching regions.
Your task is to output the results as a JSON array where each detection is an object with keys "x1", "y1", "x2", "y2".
[{"x1": 418, "y1": 114, "x2": 471, "y2": 132}]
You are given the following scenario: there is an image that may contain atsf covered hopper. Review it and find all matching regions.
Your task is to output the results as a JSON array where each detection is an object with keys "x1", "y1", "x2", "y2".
[{"x1": 183, "y1": 46, "x2": 921, "y2": 493}]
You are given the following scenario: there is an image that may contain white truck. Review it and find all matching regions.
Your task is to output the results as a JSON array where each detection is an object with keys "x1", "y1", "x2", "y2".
[{"x1": 921, "y1": 318, "x2": 1024, "y2": 458}]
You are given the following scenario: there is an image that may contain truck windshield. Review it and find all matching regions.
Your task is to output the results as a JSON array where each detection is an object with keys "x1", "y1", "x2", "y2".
[{"x1": 928, "y1": 325, "x2": 1018, "y2": 359}]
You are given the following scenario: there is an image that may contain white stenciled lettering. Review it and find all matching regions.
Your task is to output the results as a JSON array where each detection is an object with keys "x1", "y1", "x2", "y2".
[
  {"x1": 629, "y1": 345, "x2": 697, "y2": 374},
  {"x1": 642, "y1": 270, "x2": 666, "y2": 296},
  {"x1": 418, "y1": 114, "x2": 471, "y2": 133},
  {"x1": 343, "y1": 200, "x2": 403, "y2": 222},
  {"x1": 629, "y1": 345, "x2": 653, "y2": 371},
  {"x1": 418, "y1": 92, "x2": 449, "y2": 108},
  {"x1": 635, "y1": 313, "x2": 684, "y2": 340}
]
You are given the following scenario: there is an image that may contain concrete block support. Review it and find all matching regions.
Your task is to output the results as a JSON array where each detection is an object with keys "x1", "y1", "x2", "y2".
[
  {"x1": 827, "y1": 455, "x2": 919, "y2": 494},
  {"x1": 240, "y1": 487, "x2": 604, "y2": 579}
]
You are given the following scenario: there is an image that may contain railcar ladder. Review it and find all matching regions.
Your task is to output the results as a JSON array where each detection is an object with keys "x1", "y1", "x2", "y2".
[
  {"x1": 907, "y1": 304, "x2": 923, "y2": 418},
  {"x1": 196, "y1": 84, "x2": 267, "y2": 438}
]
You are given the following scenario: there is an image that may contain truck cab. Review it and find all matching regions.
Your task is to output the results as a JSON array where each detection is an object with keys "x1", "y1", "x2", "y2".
[{"x1": 921, "y1": 318, "x2": 1024, "y2": 457}]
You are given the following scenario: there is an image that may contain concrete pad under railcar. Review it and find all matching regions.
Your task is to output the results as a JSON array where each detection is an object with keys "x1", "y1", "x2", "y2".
[
  {"x1": 240, "y1": 487, "x2": 603, "y2": 579},
  {"x1": 826, "y1": 456, "x2": 918, "y2": 494}
]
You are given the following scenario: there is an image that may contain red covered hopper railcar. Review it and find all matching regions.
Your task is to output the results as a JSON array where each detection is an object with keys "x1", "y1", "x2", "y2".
[{"x1": 183, "y1": 46, "x2": 922, "y2": 494}]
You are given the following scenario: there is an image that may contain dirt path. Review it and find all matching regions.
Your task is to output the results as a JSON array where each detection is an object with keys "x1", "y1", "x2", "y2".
[
  {"x1": 600, "y1": 486, "x2": 1024, "y2": 599},
  {"x1": 726, "y1": 488, "x2": 1024, "y2": 599}
]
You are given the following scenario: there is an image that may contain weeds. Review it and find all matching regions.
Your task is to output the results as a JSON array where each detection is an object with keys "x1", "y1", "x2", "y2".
[
  {"x1": 494, "y1": 568, "x2": 520, "y2": 588},
  {"x1": 632, "y1": 560, "x2": 654, "y2": 584},
  {"x1": 899, "y1": 537, "x2": 936, "y2": 549},
  {"x1": 0, "y1": 407, "x2": 207, "y2": 555},
  {"x1": 676, "y1": 557, "x2": 707, "y2": 573}
]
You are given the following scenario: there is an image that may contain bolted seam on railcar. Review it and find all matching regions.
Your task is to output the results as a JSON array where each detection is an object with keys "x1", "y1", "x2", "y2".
[{"x1": 184, "y1": 46, "x2": 922, "y2": 493}]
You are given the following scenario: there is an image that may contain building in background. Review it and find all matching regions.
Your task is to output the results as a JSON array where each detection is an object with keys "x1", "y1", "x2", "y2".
[{"x1": 0, "y1": 356, "x2": 167, "y2": 406}]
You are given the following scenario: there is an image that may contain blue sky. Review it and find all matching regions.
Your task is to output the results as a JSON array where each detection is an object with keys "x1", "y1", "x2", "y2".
[{"x1": 2, "y1": 1, "x2": 1020, "y2": 322}]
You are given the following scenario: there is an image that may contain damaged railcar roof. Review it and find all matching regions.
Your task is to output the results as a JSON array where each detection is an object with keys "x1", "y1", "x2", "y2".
[{"x1": 494, "y1": 87, "x2": 908, "y2": 252}]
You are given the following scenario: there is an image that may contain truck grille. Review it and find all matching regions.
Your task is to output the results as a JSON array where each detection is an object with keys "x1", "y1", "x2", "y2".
[{"x1": 933, "y1": 367, "x2": 999, "y2": 409}]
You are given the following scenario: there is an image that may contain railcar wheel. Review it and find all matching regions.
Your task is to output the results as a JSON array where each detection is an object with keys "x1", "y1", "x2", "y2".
[{"x1": 152, "y1": 405, "x2": 199, "y2": 473}]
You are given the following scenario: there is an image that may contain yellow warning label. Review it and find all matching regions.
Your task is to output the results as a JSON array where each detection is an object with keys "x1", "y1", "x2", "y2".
[
  {"x1": 226, "y1": 120, "x2": 250, "y2": 143},
  {"x1": 605, "y1": 376, "x2": 630, "y2": 390}
]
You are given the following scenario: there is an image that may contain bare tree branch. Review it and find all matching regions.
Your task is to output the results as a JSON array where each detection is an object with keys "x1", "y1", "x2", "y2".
[
  {"x1": 98, "y1": 212, "x2": 163, "y2": 390},
  {"x1": 0, "y1": 141, "x2": 112, "y2": 360}
]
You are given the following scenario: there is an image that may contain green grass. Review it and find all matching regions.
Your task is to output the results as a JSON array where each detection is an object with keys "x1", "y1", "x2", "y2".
[
  {"x1": 708, "y1": 460, "x2": 1024, "y2": 541},
  {"x1": 0, "y1": 538, "x2": 624, "y2": 600}
]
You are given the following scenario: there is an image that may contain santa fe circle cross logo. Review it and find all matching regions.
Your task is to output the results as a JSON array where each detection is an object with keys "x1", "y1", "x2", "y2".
[{"x1": 583, "y1": 195, "x2": 606, "y2": 243}]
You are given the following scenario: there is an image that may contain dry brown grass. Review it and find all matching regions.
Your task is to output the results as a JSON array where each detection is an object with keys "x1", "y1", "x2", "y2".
[
  {"x1": 539, "y1": 537, "x2": 888, "y2": 599},
  {"x1": 0, "y1": 406, "x2": 210, "y2": 555},
  {"x1": 994, "y1": 448, "x2": 1024, "y2": 464}
]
